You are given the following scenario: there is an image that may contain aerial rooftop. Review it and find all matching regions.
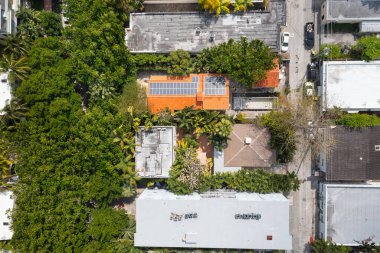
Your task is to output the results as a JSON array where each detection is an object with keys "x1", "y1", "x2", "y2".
[
  {"x1": 214, "y1": 124, "x2": 276, "y2": 173},
  {"x1": 319, "y1": 184, "x2": 380, "y2": 246},
  {"x1": 322, "y1": 0, "x2": 380, "y2": 22},
  {"x1": 126, "y1": 1, "x2": 285, "y2": 53},
  {"x1": 321, "y1": 61, "x2": 380, "y2": 112},
  {"x1": 135, "y1": 126, "x2": 176, "y2": 178},
  {"x1": 147, "y1": 74, "x2": 229, "y2": 113},
  {"x1": 0, "y1": 191, "x2": 14, "y2": 241},
  {"x1": 0, "y1": 72, "x2": 11, "y2": 115},
  {"x1": 322, "y1": 126, "x2": 380, "y2": 181},
  {"x1": 135, "y1": 189, "x2": 292, "y2": 250}
]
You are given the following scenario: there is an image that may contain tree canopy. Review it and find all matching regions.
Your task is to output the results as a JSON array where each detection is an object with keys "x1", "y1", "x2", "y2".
[{"x1": 195, "y1": 37, "x2": 276, "y2": 88}]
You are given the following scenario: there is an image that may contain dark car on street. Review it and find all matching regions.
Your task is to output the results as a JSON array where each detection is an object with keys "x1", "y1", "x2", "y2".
[
  {"x1": 305, "y1": 22, "x2": 314, "y2": 48},
  {"x1": 307, "y1": 63, "x2": 317, "y2": 81}
]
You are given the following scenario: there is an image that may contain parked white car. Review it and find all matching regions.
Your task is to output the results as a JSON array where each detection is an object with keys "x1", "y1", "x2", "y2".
[{"x1": 281, "y1": 32, "x2": 290, "y2": 52}]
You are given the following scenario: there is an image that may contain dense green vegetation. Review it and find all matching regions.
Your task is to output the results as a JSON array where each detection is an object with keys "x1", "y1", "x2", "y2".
[
  {"x1": 168, "y1": 137, "x2": 300, "y2": 195},
  {"x1": 336, "y1": 113, "x2": 380, "y2": 129},
  {"x1": 195, "y1": 38, "x2": 276, "y2": 88},
  {"x1": 259, "y1": 110, "x2": 297, "y2": 163},
  {"x1": 0, "y1": 0, "x2": 141, "y2": 251},
  {"x1": 311, "y1": 239, "x2": 380, "y2": 253},
  {"x1": 133, "y1": 38, "x2": 275, "y2": 88},
  {"x1": 319, "y1": 35, "x2": 380, "y2": 61}
]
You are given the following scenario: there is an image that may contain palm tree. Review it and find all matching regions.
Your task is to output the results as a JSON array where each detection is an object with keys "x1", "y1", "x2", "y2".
[
  {"x1": 199, "y1": 0, "x2": 231, "y2": 17},
  {"x1": 0, "y1": 54, "x2": 31, "y2": 84},
  {"x1": 0, "y1": 99, "x2": 28, "y2": 130},
  {"x1": 233, "y1": 0, "x2": 253, "y2": 12},
  {"x1": 0, "y1": 33, "x2": 30, "y2": 57},
  {"x1": 0, "y1": 140, "x2": 12, "y2": 187}
]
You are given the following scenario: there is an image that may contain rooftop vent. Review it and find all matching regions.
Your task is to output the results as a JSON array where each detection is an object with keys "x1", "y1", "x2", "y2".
[
  {"x1": 244, "y1": 137, "x2": 252, "y2": 145},
  {"x1": 375, "y1": 145, "x2": 380, "y2": 151}
]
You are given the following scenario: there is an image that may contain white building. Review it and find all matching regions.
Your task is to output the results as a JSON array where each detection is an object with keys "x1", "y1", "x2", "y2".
[
  {"x1": 320, "y1": 61, "x2": 380, "y2": 112},
  {"x1": 319, "y1": 184, "x2": 380, "y2": 246},
  {"x1": 0, "y1": 72, "x2": 11, "y2": 115},
  {"x1": 134, "y1": 189, "x2": 292, "y2": 250},
  {"x1": 0, "y1": 0, "x2": 20, "y2": 38},
  {"x1": 321, "y1": 0, "x2": 380, "y2": 32},
  {"x1": 0, "y1": 190, "x2": 14, "y2": 241},
  {"x1": 135, "y1": 126, "x2": 176, "y2": 178}
]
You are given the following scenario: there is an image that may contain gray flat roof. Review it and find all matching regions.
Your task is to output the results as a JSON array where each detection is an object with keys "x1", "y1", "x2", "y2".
[
  {"x1": 135, "y1": 126, "x2": 176, "y2": 178},
  {"x1": 323, "y1": 184, "x2": 380, "y2": 246},
  {"x1": 321, "y1": 61, "x2": 380, "y2": 111},
  {"x1": 326, "y1": 0, "x2": 380, "y2": 21},
  {"x1": 126, "y1": 1, "x2": 285, "y2": 53}
]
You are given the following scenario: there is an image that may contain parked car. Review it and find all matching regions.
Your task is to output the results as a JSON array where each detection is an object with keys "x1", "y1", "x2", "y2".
[
  {"x1": 305, "y1": 22, "x2": 314, "y2": 48},
  {"x1": 307, "y1": 63, "x2": 317, "y2": 81},
  {"x1": 281, "y1": 32, "x2": 290, "y2": 52}
]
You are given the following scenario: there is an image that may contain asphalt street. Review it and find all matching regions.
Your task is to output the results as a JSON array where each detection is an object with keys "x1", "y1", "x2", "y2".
[{"x1": 284, "y1": 0, "x2": 322, "y2": 252}]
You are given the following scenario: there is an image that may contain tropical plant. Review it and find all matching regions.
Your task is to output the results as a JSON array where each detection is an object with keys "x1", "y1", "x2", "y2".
[
  {"x1": 0, "y1": 54, "x2": 31, "y2": 84},
  {"x1": 0, "y1": 139, "x2": 12, "y2": 184},
  {"x1": 336, "y1": 113, "x2": 380, "y2": 129},
  {"x1": 0, "y1": 33, "x2": 30, "y2": 57},
  {"x1": 233, "y1": 0, "x2": 253, "y2": 12},
  {"x1": 259, "y1": 109, "x2": 297, "y2": 163},
  {"x1": 167, "y1": 50, "x2": 194, "y2": 76},
  {"x1": 195, "y1": 38, "x2": 276, "y2": 88},
  {"x1": 199, "y1": 0, "x2": 231, "y2": 16},
  {"x1": 0, "y1": 99, "x2": 28, "y2": 130},
  {"x1": 355, "y1": 35, "x2": 380, "y2": 61},
  {"x1": 311, "y1": 239, "x2": 351, "y2": 253}
]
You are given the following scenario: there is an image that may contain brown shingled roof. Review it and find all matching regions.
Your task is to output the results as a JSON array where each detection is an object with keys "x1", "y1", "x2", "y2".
[
  {"x1": 326, "y1": 126, "x2": 380, "y2": 181},
  {"x1": 224, "y1": 124, "x2": 276, "y2": 168}
]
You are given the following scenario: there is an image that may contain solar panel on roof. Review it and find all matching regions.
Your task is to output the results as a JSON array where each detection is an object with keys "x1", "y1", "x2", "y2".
[
  {"x1": 204, "y1": 76, "x2": 226, "y2": 95},
  {"x1": 149, "y1": 82, "x2": 198, "y2": 95}
]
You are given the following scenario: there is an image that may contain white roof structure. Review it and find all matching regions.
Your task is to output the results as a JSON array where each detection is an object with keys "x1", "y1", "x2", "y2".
[
  {"x1": 134, "y1": 189, "x2": 292, "y2": 250},
  {"x1": 319, "y1": 184, "x2": 380, "y2": 246},
  {"x1": 0, "y1": 191, "x2": 14, "y2": 241},
  {"x1": 135, "y1": 126, "x2": 176, "y2": 178},
  {"x1": 0, "y1": 72, "x2": 11, "y2": 115},
  {"x1": 321, "y1": 61, "x2": 380, "y2": 112}
]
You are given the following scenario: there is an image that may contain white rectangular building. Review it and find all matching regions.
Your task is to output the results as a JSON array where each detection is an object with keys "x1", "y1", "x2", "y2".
[
  {"x1": 319, "y1": 184, "x2": 380, "y2": 246},
  {"x1": 135, "y1": 126, "x2": 176, "y2": 178},
  {"x1": 321, "y1": 61, "x2": 380, "y2": 112},
  {"x1": 134, "y1": 189, "x2": 292, "y2": 250},
  {"x1": 0, "y1": 190, "x2": 14, "y2": 241},
  {"x1": 0, "y1": 72, "x2": 11, "y2": 115}
]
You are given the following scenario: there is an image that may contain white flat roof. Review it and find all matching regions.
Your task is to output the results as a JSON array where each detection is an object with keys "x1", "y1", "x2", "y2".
[
  {"x1": 0, "y1": 191, "x2": 14, "y2": 241},
  {"x1": 135, "y1": 189, "x2": 292, "y2": 250},
  {"x1": 323, "y1": 184, "x2": 380, "y2": 246},
  {"x1": 0, "y1": 72, "x2": 11, "y2": 115},
  {"x1": 321, "y1": 61, "x2": 380, "y2": 111}
]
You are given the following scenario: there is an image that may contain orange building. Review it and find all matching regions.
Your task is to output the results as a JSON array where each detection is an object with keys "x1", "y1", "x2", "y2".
[
  {"x1": 147, "y1": 74, "x2": 230, "y2": 113},
  {"x1": 255, "y1": 59, "x2": 280, "y2": 88}
]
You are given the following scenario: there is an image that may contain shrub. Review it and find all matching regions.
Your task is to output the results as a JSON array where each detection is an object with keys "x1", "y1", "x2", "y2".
[
  {"x1": 355, "y1": 35, "x2": 380, "y2": 61},
  {"x1": 319, "y1": 44, "x2": 344, "y2": 59},
  {"x1": 336, "y1": 113, "x2": 380, "y2": 129},
  {"x1": 168, "y1": 165, "x2": 300, "y2": 195},
  {"x1": 198, "y1": 0, "x2": 231, "y2": 16},
  {"x1": 259, "y1": 110, "x2": 297, "y2": 163}
]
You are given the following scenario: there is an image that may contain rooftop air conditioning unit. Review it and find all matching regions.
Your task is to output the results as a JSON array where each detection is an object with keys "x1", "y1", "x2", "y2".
[{"x1": 244, "y1": 137, "x2": 252, "y2": 145}]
